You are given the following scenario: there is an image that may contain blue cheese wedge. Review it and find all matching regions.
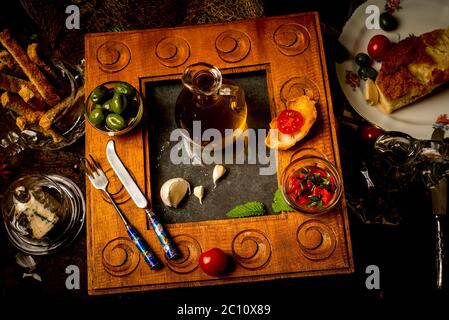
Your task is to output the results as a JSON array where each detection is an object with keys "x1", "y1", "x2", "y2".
[{"x1": 14, "y1": 192, "x2": 59, "y2": 239}]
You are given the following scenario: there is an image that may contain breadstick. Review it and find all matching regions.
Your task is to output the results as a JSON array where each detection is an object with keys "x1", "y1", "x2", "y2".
[
  {"x1": 27, "y1": 43, "x2": 58, "y2": 81},
  {"x1": 39, "y1": 85, "x2": 84, "y2": 130},
  {"x1": 41, "y1": 127, "x2": 63, "y2": 143},
  {"x1": 0, "y1": 74, "x2": 46, "y2": 110},
  {"x1": 1, "y1": 91, "x2": 43, "y2": 124},
  {"x1": 0, "y1": 30, "x2": 60, "y2": 106},
  {"x1": 0, "y1": 73, "x2": 31, "y2": 93},
  {"x1": 0, "y1": 50, "x2": 15, "y2": 68},
  {"x1": 0, "y1": 50, "x2": 27, "y2": 79},
  {"x1": 0, "y1": 62, "x2": 7, "y2": 73}
]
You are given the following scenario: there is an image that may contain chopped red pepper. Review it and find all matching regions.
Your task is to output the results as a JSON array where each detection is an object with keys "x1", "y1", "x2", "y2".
[{"x1": 286, "y1": 165, "x2": 337, "y2": 210}]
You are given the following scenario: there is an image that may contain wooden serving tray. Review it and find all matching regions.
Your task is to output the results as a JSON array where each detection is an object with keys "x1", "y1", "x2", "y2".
[{"x1": 84, "y1": 12, "x2": 353, "y2": 295}]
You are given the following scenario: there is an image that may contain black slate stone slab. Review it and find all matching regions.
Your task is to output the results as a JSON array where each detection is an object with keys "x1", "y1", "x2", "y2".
[{"x1": 145, "y1": 71, "x2": 279, "y2": 224}]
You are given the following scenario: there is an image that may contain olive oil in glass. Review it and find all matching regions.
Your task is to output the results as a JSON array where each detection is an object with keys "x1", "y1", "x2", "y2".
[{"x1": 175, "y1": 62, "x2": 247, "y2": 149}]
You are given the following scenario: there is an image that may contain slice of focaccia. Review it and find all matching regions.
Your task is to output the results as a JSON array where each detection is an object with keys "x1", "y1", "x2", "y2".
[{"x1": 375, "y1": 26, "x2": 449, "y2": 113}]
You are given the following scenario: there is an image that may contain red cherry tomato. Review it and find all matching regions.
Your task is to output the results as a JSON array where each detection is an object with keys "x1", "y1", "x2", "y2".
[
  {"x1": 199, "y1": 248, "x2": 228, "y2": 276},
  {"x1": 277, "y1": 109, "x2": 304, "y2": 134},
  {"x1": 367, "y1": 35, "x2": 391, "y2": 60},
  {"x1": 359, "y1": 124, "x2": 383, "y2": 141}
]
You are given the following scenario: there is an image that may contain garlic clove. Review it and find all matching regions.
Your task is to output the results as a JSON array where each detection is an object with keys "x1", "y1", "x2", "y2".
[
  {"x1": 193, "y1": 186, "x2": 205, "y2": 204},
  {"x1": 213, "y1": 165, "x2": 227, "y2": 187},
  {"x1": 23, "y1": 272, "x2": 42, "y2": 282},
  {"x1": 160, "y1": 178, "x2": 190, "y2": 208},
  {"x1": 15, "y1": 253, "x2": 36, "y2": 272}
]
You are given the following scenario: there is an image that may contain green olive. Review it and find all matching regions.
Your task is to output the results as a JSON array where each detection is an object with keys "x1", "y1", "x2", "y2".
[
  {"x1": 110, "y1": 92, "x2": 128, "y2": 114},
  {"x1": 106, "y1": 113, "x2": 126, "y2": 131},
  {"x1": 355, "y1": 53, "x2": 371, "y2": 66},
  {"x1": 89, "y1": 108, "x2": 105, "y2": 126},
  {"x1": 90, "y1": 85, "x2": 110, "y2": 104},
  {"x1": 114, "y1": 82, "x2": 136, "y2": 98},
  {"x1": 102, "y1": 99, "x2": 113, "y2": 111},
  {"x1": 380, "y1": 12, "x2": 398, "y2": 31},
  {"x1": 94, "y1": 104, "x2": 103, "y2": 109},
  {"x1": 122, "y1": 98, "x2": 139, "y2": 120},
  {"x1": 358, "y1": 66, "x2": 378, "y2": 81}
]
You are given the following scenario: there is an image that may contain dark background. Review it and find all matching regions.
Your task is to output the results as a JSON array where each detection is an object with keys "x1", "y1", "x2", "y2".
[{"x1": 0, "y1": 0, "x2": 447, "y2": 314}]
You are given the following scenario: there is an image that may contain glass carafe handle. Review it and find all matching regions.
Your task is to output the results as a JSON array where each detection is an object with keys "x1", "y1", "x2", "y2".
[{"x1": 218, "y1": 84, "x2": 245, "y2": 112}]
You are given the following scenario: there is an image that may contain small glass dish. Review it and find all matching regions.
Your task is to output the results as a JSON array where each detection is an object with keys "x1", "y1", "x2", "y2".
[
  {"x1": 0, "y1": 60, "x2": 85, "y2": 156},
  {"x1": 84, "y1": 81, "x2": 143, "y2": 136},
  {"x1": 281, "y1": 148, "x2": 343, "y2": 214},
  {"x1": 1, "y1": 174, "x2": 85, "y2": 255}
]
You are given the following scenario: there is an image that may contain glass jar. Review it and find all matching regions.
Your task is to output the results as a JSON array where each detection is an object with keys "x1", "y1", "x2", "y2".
[
  {"x1": 281, "y1": 148, "x2": 343, "y2": 214},
  {"x1": 1, "y1": 174, "x2": 85, "y2": 255},
  {"x1": 175, "y1": 62, "x2": 247, "y2": 150}
]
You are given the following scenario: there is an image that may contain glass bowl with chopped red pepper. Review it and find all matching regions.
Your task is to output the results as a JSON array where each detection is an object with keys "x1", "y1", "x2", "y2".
[{"x1": 281, "y1": 148, "x2": 343, "y2": 214}]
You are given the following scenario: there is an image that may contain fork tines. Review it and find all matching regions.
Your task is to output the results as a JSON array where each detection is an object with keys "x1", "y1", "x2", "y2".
[{"x1": 79, "y1": 155, "x2": 103, "y2": 180}]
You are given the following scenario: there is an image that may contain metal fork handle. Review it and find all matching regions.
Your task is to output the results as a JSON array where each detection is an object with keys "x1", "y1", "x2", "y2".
[
  {"x1": 103, "y1": 191, "x2": 128, "y2": 226},
  {"x1": 104, "y1": 192, "x2": 161, "y2": 269},
  {"x1": 145, "y1": 209, "x2": 180, "y2": 260}
]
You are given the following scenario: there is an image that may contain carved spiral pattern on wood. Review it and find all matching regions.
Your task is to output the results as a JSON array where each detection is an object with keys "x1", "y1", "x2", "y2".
[
  {"x1": 215, "y1": 30, "x2": 251, "y2": 63},
  {"x1": 96, "y1": 41, "x2": 131, "y2": 73},
  {"x1": 166, "y1": 235, "x2": 202, "y2": 274},
  {"x1": 296, "y1": 220, "x2": 336, "y2": 260},
  {"x1": 101, "y1": 168, "x2": 130, "y2": 205},
  {"x1": 273, "y1": 23, "x2": 310, "y2": 56},
  {"x1": 232, "y1": 229, "x2": 271, "y2": 270},
  {"x1": 155, "y1": 37, "x2": 190, "y2": 67},
  {"x1": 280, "y1": 76, "x2": 320, "y2": 104},
  {"x1": 102, "y1": 237, "x2": 140, "y2": 276}
]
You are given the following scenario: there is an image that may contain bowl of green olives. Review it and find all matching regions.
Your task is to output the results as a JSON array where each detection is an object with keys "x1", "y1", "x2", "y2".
[{"x1": 85, "y1": 81, "x2": 143, "y2": 136}]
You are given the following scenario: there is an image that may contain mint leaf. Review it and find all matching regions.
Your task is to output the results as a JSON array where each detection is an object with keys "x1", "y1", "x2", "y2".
[
  {"x1": 226, "y1": 201, "x2": 266, "y2": 218},
  {"x1": 272, "y1": 189, "x2": 294, "y2": 213}
]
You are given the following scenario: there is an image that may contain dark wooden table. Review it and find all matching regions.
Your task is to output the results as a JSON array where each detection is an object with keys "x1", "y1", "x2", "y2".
[{"x1": 1, "y1": 0, "x2": 447, "y2": 312}]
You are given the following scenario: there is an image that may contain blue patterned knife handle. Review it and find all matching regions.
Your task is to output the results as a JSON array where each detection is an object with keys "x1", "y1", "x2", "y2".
[
  {"x1": 145, "y1": 209, "x2": 180, "y2": 260},
  {"x1": 126, "y1": 225, "x2": 161, "y2": 269}
]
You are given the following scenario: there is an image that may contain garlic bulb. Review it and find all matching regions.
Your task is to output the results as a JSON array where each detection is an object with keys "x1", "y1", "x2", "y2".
[
  {"x1": 193, "y1": 186, "x2": 205, "y2": 204},
  {"x1": 160, "y1": 178, "x2": 190, "y2": 208},
  {"x1": 213, "y1": 165, "x2": 227, "y2": 187}
]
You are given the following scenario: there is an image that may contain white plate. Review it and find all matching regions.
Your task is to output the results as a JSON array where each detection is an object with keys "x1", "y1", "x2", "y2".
[{"x1": 336, "y1": 0, "x2": 449, "y2": 139}]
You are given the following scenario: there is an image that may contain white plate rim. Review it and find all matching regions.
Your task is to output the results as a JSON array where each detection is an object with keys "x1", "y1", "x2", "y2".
[{"x1": 336, "y1": 0, "x2": 449, "y2": 139}]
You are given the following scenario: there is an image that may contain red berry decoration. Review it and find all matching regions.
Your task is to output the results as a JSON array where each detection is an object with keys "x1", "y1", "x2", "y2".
[
  {"x1": 359, "y1": 124, "x2": 383, "y2": 142},
  {"x1": 367, "y1": 35, "x2": 391, "y2": 60},
  {"x1": 199, "y1": 248, "x2": 228, "y2": 276}
]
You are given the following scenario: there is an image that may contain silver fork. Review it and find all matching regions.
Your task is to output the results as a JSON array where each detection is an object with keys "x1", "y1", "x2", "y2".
[{"x1": 80, "y1": 155, "x2": 161, "y2": 269}]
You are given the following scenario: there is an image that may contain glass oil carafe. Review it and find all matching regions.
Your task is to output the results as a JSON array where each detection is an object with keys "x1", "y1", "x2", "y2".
[{"x1": 175, "y1": 62, "x2": 247, "y2": 149}]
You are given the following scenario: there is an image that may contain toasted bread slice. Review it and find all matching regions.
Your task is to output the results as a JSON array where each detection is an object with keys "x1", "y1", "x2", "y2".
[
  {"x1": 265, "y1": 95, "x2": 317, "y2": 150},
  {"x1": 376, "y1": 26, "x2": 449, "y2": 113}
]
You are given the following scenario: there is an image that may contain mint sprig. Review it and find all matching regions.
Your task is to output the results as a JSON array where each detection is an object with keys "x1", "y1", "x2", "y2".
[
  {"x1": 272, "y1": 189, "x2": 294, "y2": 213},
  {"x1": 226, "y1": 201, "x2": 266, "y2": 218}
]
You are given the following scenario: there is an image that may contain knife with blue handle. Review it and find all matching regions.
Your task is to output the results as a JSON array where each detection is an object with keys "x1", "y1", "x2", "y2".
[{"x1": 106, "y1": 140, "x2": 180, "y2": 260}]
